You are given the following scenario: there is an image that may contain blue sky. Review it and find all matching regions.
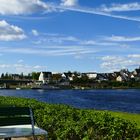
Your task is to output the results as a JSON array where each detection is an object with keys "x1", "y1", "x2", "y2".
[{"x1": 0, "y1": 0, "x2": 140, "y2": 74}]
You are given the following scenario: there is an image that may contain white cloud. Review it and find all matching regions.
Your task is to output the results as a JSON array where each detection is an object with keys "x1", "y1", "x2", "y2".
[
  {"x1": 0, "y1": 45, "x2": 97, "y2": 56},
  {"x1": 101, "y1": 56, "x2": 118, "y2": 61},
  {"x1": 100, "y1": 55, "x2": 140, "y2": 72},
  {"x1": 0, "y1": 0, "x2": 50, "y2": 15},
  {"x1": 32, "y1": 33, "x2": 119, "y2": 47},
  {"x1": 13, "y1": 64, "x2": 47, "y2": 74},
  {"x1": 0, "y1": 0, "x2": 140, "y2": 22},
  {"x1": 104, "y1": 35, "x2": 140, "y2": 42},
  {"x1": 100, "y1": 3, "x2": 140, "y2": 12},
  {"x1": 32, "y1": 29, "x2": 39, "y2": 36},
  {"x1": 46, "y1": 36, "x2": 77, "y2": 43},
  {"x1": 17, "y1": 59, "x2": 24, "y2": 63},
  {"x1": 0, "y1": 63, "x2": 47, "y2": 74},
  {"x1": 81, "y1": 40, "x2": 96, "y2": 45},
  {"x1": 0, "y1": 20, "x2": 26, "y2": 41},
  {"x1": 0, "y1": 64, "x2": 10, "y2": 68},
  {"x1": 32, "y1": 34, "x2": 78, "y2": 45},
  {"x1": 128, "y1": 54, "x2": 140, "y2": 58},
  {"x1": 57, "y1": 4, "x2": 140, "y2": 22},
  {"x1": 81, "y1": 40, "x2": 118, "y2": 46},
  {"x1": 33, "y1": 65, "x2": 44, "y2": 69},
  {"x1": 61, "y1": 0, "x2": 78, "y2": 7}
]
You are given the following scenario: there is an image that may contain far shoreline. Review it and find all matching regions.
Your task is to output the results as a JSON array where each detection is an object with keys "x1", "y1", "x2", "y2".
[{"x1": 0, "y1": 87, "x2": 140, "y2": 90}]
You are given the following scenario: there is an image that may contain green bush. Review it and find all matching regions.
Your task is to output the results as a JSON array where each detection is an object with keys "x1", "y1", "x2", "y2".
[{"x1": 0, "y1": 96, "x2": 140, "y2": 140}]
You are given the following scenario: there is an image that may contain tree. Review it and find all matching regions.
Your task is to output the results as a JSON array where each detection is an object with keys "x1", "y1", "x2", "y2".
[
  {"x1": 52, "y1": 73, "x2": 62, "y2": 82},
  {"x1": 20, "y1": 72, "x2": 24, "y2": 79},
  {"x1": 32, "y1": 72, "x2": 40, "y2": 80},
  {"x1": 5, "y1": 73, "x2": 9, "y2": 79},
  {"x1": 1, "y1": 73, "x2": 4, "y2": 79}
]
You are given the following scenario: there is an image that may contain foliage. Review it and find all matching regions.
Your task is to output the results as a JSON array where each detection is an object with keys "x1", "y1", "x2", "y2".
[
  {"x1": 0, "y1": 73, "x2": 12, "y2": 80},
  {"x1": 52, "y1": 73, "x2": 62, "y2": 81},
  {"x1": 108, "y1": 111, "x2": 140, "y2": 128},
  {"x1": 31, "y1": 72, "x2": 40, "y2": 80},
  {"x1": 0, "y1": 73, "x2": 32, "y2": 80},
  {"x1": 71, "y1": 80, "x2": 140, "y2": 89},
  {"x1": 0, "y1": 96, "x2": 140, "y2": 140}
]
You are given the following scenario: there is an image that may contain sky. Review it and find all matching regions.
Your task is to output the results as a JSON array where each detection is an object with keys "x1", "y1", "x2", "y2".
[{"x1": 0, "y1": 0, "x2": 140, "y2": 74}]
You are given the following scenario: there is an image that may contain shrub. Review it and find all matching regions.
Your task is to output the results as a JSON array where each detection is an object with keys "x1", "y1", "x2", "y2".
[{"x1": 0, "y1": 96, "x2": 139, "y2": 140}]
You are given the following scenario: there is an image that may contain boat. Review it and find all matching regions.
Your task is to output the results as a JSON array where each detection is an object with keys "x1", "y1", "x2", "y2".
[{"x1": 16, "y1": 87, "x2": 21, "y2": 90}]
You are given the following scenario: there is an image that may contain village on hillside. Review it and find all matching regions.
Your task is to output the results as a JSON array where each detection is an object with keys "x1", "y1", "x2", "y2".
[{"x1": 0, "y1": 67, "x2": 140, "y2": 89}]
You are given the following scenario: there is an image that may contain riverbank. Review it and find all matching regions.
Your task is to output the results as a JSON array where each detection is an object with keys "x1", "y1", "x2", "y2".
[
  {"x1": 0, "y1": 96, "x2": 139, "y2": 139},
  {"x1": 1, "y1": 86, "x2": 140, "y2": 90},
  {"x1": 2, "y1": 84, "x2": 140, "y2": 90}
]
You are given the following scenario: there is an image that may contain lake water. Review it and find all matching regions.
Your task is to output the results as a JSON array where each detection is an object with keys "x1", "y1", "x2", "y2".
[{"x1": 0, "y1": 89, "x2": 140, "y2": 113}]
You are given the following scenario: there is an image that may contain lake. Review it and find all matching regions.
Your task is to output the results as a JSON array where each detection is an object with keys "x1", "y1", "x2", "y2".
[{"x1": 0, "y1": 89, "x2": 140, "y2": 113}]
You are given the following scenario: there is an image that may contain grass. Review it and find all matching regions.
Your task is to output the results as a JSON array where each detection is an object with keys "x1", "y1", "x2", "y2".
[
  {"x1": 109, "y1": 111, "x2": 140, "y2": 128},
  {"x1": 92, "y1": 110, "x2": 140, "y2": 128}
]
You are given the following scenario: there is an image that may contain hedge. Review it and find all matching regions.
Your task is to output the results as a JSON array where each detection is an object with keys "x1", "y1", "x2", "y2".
[{"x1": 0, "y1": 96, "x2": 139, "y2": 140}]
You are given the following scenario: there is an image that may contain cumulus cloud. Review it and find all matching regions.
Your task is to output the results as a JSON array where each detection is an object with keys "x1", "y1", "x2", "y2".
[
  {"x1": 100, "y1": 55, "x2": 140, "y2": 72},
  {"x1": 0, "y1": 0, "x2": 50, "y2": 15},
  {"x1": 61, "y1": 0, "x2": 78, "y2": 7},
  {"x1": 0, "y1": 0, "x2": 139, "y2": 23},
  {"x1": 0, "y1": 20, "x2": 26, "y2": 41}
]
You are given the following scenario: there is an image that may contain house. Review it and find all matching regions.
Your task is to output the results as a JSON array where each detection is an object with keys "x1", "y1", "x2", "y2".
[
  {"x1": 130, "y1": 74, "x2": 135, "y2": 79},
  {"x1": 39, "y1": 72, "x2": 45, "y2": 83},
  {"x1": 133, "y1": 68, "x2": 140, "y2": 77},
  {"x1": 106, "y1": 73, "x2": 116, "y2": 81},
  {"x1": 96, "y1": 73, "x2": 108, "y2": 81},
  {"x1": 63, "y1": 72, "x2": 81, "y2": 81},
  {"x1": 120, "y1": 71, "x2": 129, "y2": 81},
  {"x1": 116, "y1": 75, "x2": 124, "y2": 82},
  {"x1": 62, "y1": 73, "x2": 67, "y2": 79},
  {"x1": 38, "y1": 72, "x2": 52, "y2": 83},
  {"x1": 85, "y1": 72, "x2": 97, "y2": 79},
  {"x1": 59, "y1": 78, "x2": 70, "y2": 86},
  {"x1": 52, "y1": 73, "x2": 62, "y2": 83},
  {"x1": 114, "y1": 69, "x2": 130, "y2": 82},
  {"x1": 11, "y1": 74, "x2": 21, "y2": 80}
]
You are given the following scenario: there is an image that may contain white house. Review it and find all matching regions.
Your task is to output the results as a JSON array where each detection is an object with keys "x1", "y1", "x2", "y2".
[
  {"x1": 86, "y1": 73, "x2": 97, "y2": 79},
  {"x1": 130, "y1": 74, "x2": 135, "y2": 79},
  {"x1": 116, "y1": 76, "x2": 123, "y2": 82},
  {"x1": 68, "y1": 77, "x2": 73, "y2": 81},
  {"x1": 61, "y1": 73, "x2": 66, "y2": 79},
  {"x1": 38, "y1": 72, "x2": 46, "y2": 84}
]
